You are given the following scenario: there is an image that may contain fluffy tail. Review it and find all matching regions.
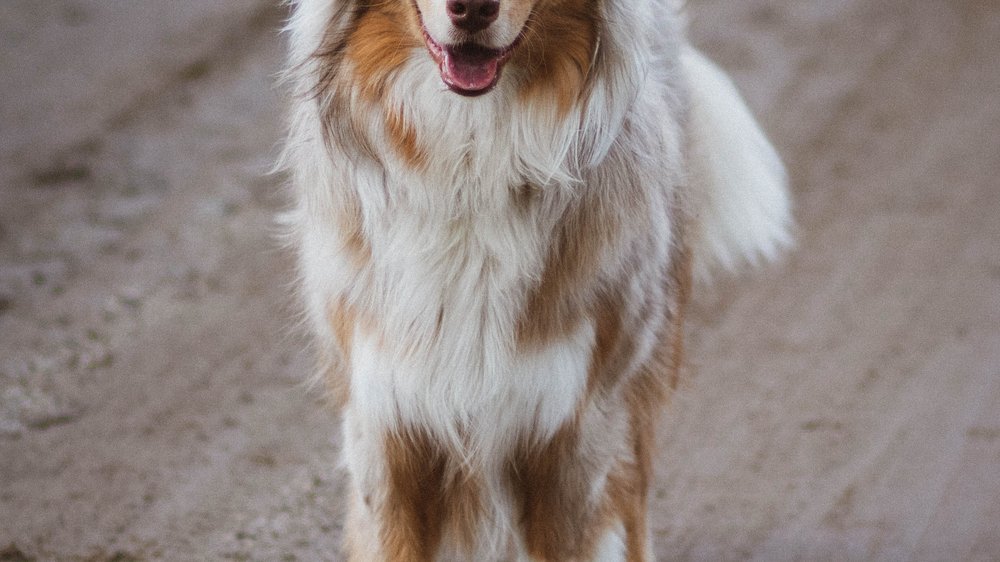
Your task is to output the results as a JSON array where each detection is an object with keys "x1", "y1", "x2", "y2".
[{"x1": 681, "y1": 46, "x2": 793, "y2": 282}]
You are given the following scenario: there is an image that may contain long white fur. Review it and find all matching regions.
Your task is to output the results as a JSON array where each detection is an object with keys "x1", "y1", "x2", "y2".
[
  {"x1": 681, "y1": 46, "x2": 793, "y2": 281},
  {"x1": 282, "y1": 0, "x2": 790, "y2": 559},
  {"x1": 591, "y1": 521, "x2": 628, "y2": 562}
]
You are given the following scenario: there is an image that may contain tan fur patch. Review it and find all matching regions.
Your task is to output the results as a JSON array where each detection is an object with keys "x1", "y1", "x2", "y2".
[
  {"x1": 586, "y1": 291, "x2": 636, "y2": 397},
  {"x1": 338, "y1": 195, "x2": 371, "y2": 269},
  {"x1": 516, "y1": 193, "x2": 616, "y2": 347},
  {"x1": 322, "y1": 196, "x2": 372, "y2": 408},
  {"x1": 342, "y1": 4, "x2": 427, "y2": 167},
  {"x1": 322, "y1": 217, "x2": 377, "y2": 410},
  {"x1": 515, "y1": 0, "x2": 598, "y2": 115},
  {"x1": 384, "y1": 106, "x2": 426, "y2": 169},
  {"x1": 382, "y1": 429, "x2": 482, "y2": 560},
  {"x1": 326, "y1": 299, "x2": 356, "y2": 407},
  {"x1": 509, "y1": 422, "x2": 592, "y2": 560},
  {"x1": 602, "y1": 451, "x2": 649, "y2": 562},
  {"x1": 344, "y1": 3, "x2": 421, "y2": 101}
]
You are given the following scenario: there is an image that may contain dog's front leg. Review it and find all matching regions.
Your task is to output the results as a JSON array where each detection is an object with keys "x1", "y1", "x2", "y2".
[{"x1": 341, "y1": 407, "x2": 453, "y2": 562}]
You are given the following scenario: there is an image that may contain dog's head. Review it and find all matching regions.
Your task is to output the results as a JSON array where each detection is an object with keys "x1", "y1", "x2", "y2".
[
  {"x1": 401, "y1": 0, "x2": 600, "y2": 104},
  {"x1": 410, "y1": 0, "x2": 536, "y2": 96},
  {"x1": 326, "y1": 0, "x2": 597, "y2": 109}
]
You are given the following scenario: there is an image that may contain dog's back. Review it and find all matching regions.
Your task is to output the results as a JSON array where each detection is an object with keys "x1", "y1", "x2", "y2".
[{"x1": 282, "y1": 1, "x2": 789, "y2": 559}]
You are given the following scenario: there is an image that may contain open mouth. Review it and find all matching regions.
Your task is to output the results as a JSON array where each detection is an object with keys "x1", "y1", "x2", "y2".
[{"x1": 416, "y1": 11, "x2": 521, "y2": 96}]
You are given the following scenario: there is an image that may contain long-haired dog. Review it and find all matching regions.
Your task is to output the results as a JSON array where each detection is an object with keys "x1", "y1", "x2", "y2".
[{"x1": 281, "y1": 0, "x2": 791, "y2": 559}]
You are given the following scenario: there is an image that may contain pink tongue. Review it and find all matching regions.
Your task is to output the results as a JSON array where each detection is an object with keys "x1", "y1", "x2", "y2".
[{"x1": 441, "y1": 46, "x2": 499, "y2": 92}]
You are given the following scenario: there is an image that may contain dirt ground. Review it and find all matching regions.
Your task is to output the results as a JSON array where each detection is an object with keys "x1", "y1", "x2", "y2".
[{"x1": 1, "y1": 1, "x2": 998, "y2": 560}]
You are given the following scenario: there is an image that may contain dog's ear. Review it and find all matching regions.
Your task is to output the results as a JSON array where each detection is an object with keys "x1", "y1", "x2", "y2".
[{"x1": 681, "y1": 46, "x2": 794, "y2": 283}]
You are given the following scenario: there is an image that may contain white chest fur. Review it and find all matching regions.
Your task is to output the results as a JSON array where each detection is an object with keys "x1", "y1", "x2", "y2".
[{"x1": 334, "y1": 167, "x2": 596, "y2": 460}]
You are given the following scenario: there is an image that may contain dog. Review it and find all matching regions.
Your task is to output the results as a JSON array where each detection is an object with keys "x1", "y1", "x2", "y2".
[{"x1": 281, "y1": 0, "x2": 791, "y2": 559}]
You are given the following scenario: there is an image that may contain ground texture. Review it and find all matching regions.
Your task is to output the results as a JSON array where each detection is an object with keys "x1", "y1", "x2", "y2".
[{"x1": 2, "y1": 1, "x2": 999, "y2": 560}]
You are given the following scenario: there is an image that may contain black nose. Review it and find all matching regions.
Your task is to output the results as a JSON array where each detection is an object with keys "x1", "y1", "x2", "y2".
[{"x1": 446, "y1": 0, "x2": 500, "y2": 33}]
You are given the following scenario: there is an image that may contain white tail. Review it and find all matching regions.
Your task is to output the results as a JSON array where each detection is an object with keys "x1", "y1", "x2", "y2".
[{"x1": 681, "y1": 46, "x2": 793, "y2": 282}]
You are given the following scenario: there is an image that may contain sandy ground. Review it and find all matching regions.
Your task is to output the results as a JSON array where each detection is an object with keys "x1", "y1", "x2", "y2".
[{"x1": 1, "y1": 1, "x2": 999, "y2": 560}]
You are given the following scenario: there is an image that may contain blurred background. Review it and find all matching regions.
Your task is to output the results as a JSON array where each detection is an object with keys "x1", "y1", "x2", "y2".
[{"x1": 1, "y1": 1, "x2": 998, "y2": 560}]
